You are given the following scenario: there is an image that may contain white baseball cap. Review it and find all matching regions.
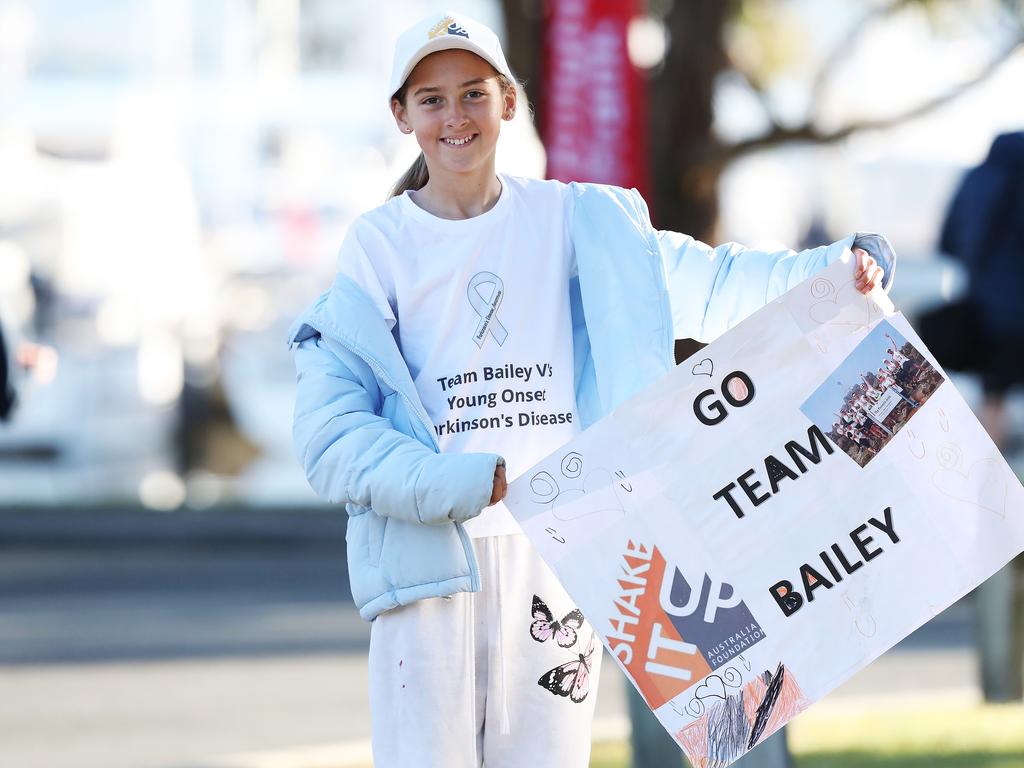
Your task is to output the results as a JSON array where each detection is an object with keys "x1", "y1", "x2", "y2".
[{"x1": 388, "y1": 11, "x2": 515, "y2": 103}]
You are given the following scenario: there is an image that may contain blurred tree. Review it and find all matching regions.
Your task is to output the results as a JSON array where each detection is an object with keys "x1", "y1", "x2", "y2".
[
  {"x1": 504, "y1": 0, "x2": 1023, "y2": 362},
  {"x1": 501, "y1": 0, "x2": 1024, "y2": 241}
]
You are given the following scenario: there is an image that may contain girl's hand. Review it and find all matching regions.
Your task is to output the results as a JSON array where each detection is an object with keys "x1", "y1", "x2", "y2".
[
  {"x1": 488, "y1": 463, "x2": 507, "y2": 506},
  {"x1": 853, "y1": 247, "x2": 883, "y2": 295}
]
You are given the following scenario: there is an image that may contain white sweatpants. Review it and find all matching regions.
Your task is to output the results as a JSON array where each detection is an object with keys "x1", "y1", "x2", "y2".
[{"x1": 367, "y1": 534, "x2": 602, "y2": 767}]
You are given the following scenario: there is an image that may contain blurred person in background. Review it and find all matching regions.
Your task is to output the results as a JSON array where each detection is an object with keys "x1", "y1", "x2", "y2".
[
  {"x1": 0, "y1": 318, "x2": 14, "y2": 421},
  {"x1": 934, "y1": 131, "x2": 1024, "y2": 451},
  {"x1": 0, "y1": 239, "x2": 59, "y2": 423},
  {"x1": 0, "y1": 315, "x2": 58, "y2": 424},
  {"x1": 930, "y1": 130, "x2": 1024, "y2": 704}
]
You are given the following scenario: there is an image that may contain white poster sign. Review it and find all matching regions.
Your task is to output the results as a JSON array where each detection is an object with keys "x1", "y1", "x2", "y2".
[{"x1": 504, "y1": 258, "x2": 1024, "y2": 767}]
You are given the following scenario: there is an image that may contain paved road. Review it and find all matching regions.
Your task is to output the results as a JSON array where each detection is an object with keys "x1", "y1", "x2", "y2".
[
  {"x1": 0, "y1": 546, "x2": 365, "y2": 664},
  {"x1": 0, "y1": 507, "x2": 981, "y2": 768}
]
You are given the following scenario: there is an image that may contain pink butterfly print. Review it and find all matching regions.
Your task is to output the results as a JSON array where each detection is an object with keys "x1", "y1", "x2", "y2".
[
  {"x1": 537, "y1": 634, "x2": 596, "y2": 704},
  {"x1": 530, "y1": 594, "x2": 585, "y2": 648}
]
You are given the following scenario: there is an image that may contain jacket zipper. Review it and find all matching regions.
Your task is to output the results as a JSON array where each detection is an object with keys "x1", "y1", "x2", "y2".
[
  {"x1": 324, "y1": 332, "x2": 441, "y2": 454},
  {"x1": 323, "y1": 326, "x2": 480, "y2": 590}
]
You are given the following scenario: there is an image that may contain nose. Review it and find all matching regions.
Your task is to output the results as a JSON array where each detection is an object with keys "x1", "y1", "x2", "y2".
[{"x1": 444, "y1": 100, "x2": 469, "y2": 128}]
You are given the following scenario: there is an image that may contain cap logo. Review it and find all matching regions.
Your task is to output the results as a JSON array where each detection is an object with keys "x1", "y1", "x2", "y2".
[{"x1": 428, "y1": 16, "x2": 469, "y2": 40}]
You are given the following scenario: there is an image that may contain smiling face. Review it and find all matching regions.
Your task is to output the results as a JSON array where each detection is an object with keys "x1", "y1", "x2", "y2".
[{"x1": 391, "y1": 49, "x2": 515, "y2": 183}]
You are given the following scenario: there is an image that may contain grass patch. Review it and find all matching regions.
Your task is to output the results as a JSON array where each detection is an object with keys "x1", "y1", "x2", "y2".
[
  {"x1": 790, "y1": 701, "x2": 1024, "y2": 768},
  {"x1": 590, "y1": 740, "x2": 631, "y2": 768},
  {"x1": 591, "y1": 702, "x2": 1024, "y2": 768},
  {"x1": 794, "y1": 753, "x2": 1024, "y2": 768}
]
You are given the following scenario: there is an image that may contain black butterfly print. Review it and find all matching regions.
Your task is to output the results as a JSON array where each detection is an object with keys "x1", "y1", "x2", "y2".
[
  {"x1": 529, "y1": 594, "x2": 585, "y2": 648},
  {"x1": 537, "y1": 634, "x2": 595, "y2": 703}
]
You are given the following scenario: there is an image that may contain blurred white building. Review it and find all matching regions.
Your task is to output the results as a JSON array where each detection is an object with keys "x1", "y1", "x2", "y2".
[
  {"x1": 0, "y1": 0, "x2": 1020, "y2": 506},
  {"x1": 0, "y1": 0, "x2": 548, "y2": 507}
]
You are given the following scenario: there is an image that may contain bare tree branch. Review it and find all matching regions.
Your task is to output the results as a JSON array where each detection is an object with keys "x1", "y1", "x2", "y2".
[
  {"x1": 810, "y1": 0, "x2": 920, "y2": 109},
  {"x1": 714, "y1": 33, "x2": 1024, "y2": 170},
  {"x1": 730, "y1": 0, "x2": 923, "y2": 155},
  {"x1": 728, "y1": 67, "x2": 785, "y2": 131}
]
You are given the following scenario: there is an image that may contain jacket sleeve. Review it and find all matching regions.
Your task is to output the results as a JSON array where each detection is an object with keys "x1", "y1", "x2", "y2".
[
  {"x1": 291, "y1": 334, "x2": 501, "y2": 525},
  {"x1": 656, "y1": 221, "x2": 896, "y2": 343}
]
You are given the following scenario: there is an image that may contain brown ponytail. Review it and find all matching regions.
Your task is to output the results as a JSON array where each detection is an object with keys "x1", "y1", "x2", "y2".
[
  {"x1": 387, "y1": 73, "x2": 520, "y2": 199},
  {"x1": 388, "y1": 81, "x2": 429, "y2": 199},
  {"x1": 389, "y1": 151, "x2": 430, "y2": 198}
]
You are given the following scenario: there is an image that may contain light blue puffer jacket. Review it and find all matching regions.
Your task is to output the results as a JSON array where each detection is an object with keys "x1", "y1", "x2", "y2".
[{"x1": 288, "y1": 181, "x2": 893, "y2": 620}]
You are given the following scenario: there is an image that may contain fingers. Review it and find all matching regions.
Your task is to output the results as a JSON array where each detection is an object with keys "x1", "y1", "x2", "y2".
[
  {"x1": 489, "y1": 464, "x2": 508, "y2": 506},
  {"x1": 857, "y1": 263, "x2": 883, "y2": 294},
  {"x1": 853, "y1": 247, "x2": 883, "y2": 294}
]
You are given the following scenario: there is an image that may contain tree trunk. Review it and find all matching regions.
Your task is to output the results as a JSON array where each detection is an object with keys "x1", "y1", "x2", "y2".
[
  {"x1": 649, "y1": 0, "x2": 735, "y2": 241},
  {"x1": 499, "y1": 0, "x2": 544, "y2": 127}
]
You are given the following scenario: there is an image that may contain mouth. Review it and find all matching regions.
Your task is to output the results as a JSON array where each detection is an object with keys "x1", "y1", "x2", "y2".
[{"x1": 441, "y1": 134, "x2": 477, "y2": 147}]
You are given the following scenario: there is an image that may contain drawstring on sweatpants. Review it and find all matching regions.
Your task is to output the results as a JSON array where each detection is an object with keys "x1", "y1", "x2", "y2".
[
  {"x1": 466, "y1": 582, "x2": 481, "y2": 765},
  {"x1": 490, "y1": 538, "x2": 512, "y2": 736}
]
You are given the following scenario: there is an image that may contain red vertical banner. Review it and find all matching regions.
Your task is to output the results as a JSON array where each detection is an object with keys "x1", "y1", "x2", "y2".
[{"x1": 542, "y1": 0, "x2": 649, "y2": 197}]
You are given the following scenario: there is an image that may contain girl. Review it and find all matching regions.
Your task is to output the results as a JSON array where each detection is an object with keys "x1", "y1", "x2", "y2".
[{"x1": 288, "y1": 11, "x2": 891, "y2": 767}]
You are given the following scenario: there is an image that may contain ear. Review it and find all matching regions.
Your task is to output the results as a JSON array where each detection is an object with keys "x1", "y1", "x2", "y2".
[
  {"x1": 391, "y1": 98, "x2": 413, "y2": 134},
  {"x1": 501, "y1": 83, "x2": 518, "y2": 122}
]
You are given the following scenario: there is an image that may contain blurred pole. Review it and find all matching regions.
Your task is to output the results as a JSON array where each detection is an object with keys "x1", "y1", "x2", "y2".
[
  {"x1": 628, "y1": 686, "x2": 687, "y2": 768},
  {"x1": 976, "y1": 557, "x2": 1024, "y2": 701}
]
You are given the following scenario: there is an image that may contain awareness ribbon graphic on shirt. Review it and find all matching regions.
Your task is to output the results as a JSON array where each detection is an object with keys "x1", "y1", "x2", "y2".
[{"x1": 467, "y1": 271, "x2": 508, "y2": 347}]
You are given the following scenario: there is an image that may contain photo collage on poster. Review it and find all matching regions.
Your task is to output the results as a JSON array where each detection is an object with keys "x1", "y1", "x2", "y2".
[{"x1": 801, "y1": 321, "x2": 945, "y2": 467}]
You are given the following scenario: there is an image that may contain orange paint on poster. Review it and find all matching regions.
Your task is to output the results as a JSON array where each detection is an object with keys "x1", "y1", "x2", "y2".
[{"x1": 607, "y1": 541, "x2": 712, "y2": 709}]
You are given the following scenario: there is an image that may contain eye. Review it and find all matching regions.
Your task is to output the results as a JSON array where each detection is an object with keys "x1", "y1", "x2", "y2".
[
  {"x1": 464, "y1": 90, "x2": 485, "y2": 99},
  {"x1": 421, "y1": 96, "x2": 441, "y2": 106}
]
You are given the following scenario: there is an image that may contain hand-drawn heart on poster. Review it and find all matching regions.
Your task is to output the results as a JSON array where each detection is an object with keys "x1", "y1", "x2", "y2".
[{"x1": 504, "y1": 256, "x2": 1024, "y2": 768}]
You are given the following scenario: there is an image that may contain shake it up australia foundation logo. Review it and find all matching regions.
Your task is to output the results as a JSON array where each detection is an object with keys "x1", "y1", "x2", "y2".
[{"x1": 607, "y1": 540, "x2": 766, "y2": 708}]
